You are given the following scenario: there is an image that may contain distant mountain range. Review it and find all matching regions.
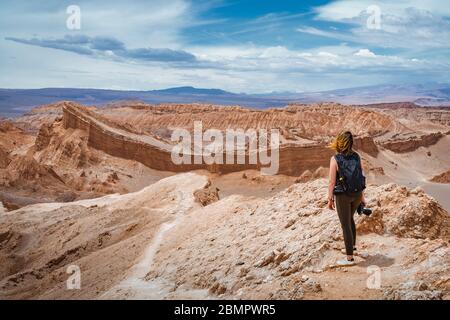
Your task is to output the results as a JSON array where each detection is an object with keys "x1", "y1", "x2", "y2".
[
  {"x1": 1, "y1": 83, "x2": 449, "y2": 117},
  {"x1": 288, "y1": 83, "x2": 450, "y2": 106}
]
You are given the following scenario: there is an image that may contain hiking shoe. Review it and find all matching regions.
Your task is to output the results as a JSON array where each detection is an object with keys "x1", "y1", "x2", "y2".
[{"x1": 335, "y1": 258, "x2": 356, "y2": 267}]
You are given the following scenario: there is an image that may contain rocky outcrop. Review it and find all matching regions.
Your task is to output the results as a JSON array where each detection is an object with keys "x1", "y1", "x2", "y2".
[
  {"x1": 384, "y1": 281, "x2": 443, "y2": 300},
  {"x1": 0, "y1": 121, "x2": 17, "y2": 133},
  {"x1": 354, "y1": 136, "x2": 379, "y2": 157},
  {"x1": 194, "y1": 181, "x2": 220, "y2": 206},
  {"x1": 357, "y1": 185, "x2": 450, "y2": 240},
  {"x1": 0, "y1": 120, "x2": 34, "y2": 154},
  {"x1": 34, "y1": 123, "x2": 53, "y2": 151},
  {"x1": 35, "y1": 119, "x2": 94, "y2": 169},
  {"x1": 380, "y1": 132, "x2": 444, "y2": 153},
  {"x1": 6, "y1": 154, "x2": 65, "y2": 186},
  {"x1": 430, "y1": 170, "x2": 450, "y2": 183},
  {"x1": 0, "y1": 147, "x2": 10, "y2": 169}
]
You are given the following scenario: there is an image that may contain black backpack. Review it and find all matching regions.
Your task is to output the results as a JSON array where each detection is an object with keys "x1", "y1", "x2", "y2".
[{"x1": 334, "y1": 152, "x2": 366, "y2": 195}]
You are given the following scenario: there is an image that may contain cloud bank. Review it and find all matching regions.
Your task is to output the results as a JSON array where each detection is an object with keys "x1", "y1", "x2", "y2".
[
  {"x1": 1, "y1": 0, "x2": 450, "y2": 92},
  {"x1": 6, "y1": 35, "x2": 197, "y2": 63}
]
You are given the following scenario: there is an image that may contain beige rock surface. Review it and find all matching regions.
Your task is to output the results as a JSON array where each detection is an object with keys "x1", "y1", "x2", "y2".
[
  {"x1": 1, "y1": 173, "x2": 447, "y2": 300},
  {"x1": 0, "y1": 173, "x2": 208, "y2": 299},
  {"x1": 431, "y1": 170, "x2": 450, "y2": 183},
  {"x1": 136, "y1": 178, "x2": 450, "y2": 300}
]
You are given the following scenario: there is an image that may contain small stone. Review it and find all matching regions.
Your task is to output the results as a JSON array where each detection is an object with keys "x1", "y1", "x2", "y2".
[
  {"x1": 285, "y1": 218, "x2": 296, "y2": 228},
  {"x1": 245, "y1": 274, "x2": 255, "y2": 281},
  {"x1": 304, "y1": 278, "x2": 322, "y2": 292},
  {"x1": 417, "y1": 282, "x2": 428, "y2": 291},
  {"x1": 279, "y1": 261, "x2": 290, "y2": 270},
  {"x1": 312, "y1": 269, "x2": 323, "y2": 273}
]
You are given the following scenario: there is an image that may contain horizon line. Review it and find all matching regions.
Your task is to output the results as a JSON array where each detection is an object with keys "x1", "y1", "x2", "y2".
[{"x1": 1, "y1": 82, "x2": 449, "y2": 96}]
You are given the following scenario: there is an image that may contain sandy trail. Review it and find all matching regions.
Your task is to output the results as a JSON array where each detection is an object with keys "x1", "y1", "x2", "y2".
[
  {"x1": 100, "y1": 220, "x2": 181, "y2": 299},
  {"x1": 101, "y1": 187, "x2": 212, "y2": 299}
]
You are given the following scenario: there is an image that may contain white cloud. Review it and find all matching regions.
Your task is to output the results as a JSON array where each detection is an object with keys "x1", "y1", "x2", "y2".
[
  {"x1": 296, "y1": 27, "x2": 341, "y2": 38},
  {"x1": 315, "y1": 0, "x2": 450, "y2": 21},
  {"x1": 310, "y1": 1, "x2": 450, "y2": 49},
  {"x1": 354, "y1": 49, "x2": 376, "y2": 58},
  {"x1": 0, "y1": 0, "x2": 209, "y2": 48},
  {"x1": 189, "y1": 44, "x2": 427, "y2": 75},
  {"x1": 1, "y1": 39, "x2": 448, "y2": 93}
]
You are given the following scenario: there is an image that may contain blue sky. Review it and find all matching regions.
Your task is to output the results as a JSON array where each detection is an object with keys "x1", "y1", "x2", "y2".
[{"x1": 1, "y1": 0, "x2": 450, "y2": 93}]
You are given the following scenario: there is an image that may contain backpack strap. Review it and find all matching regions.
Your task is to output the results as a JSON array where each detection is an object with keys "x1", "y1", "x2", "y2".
[
  {"x1": 334, "y1": 153, "x2": 347, "y2": 174},
  {"x1": 334, "y1": 154, "x2": 345, "y2": 186}
]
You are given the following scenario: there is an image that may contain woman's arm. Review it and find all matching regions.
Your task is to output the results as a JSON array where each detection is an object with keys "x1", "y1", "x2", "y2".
[{"x1": 327, "y1": 156, "x2": 337, "y2": 210}]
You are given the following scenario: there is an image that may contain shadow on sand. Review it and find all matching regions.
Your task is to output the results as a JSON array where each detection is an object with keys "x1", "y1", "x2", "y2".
[{"x1": 358, "y1": 254, "x2": 395, "y2": 268}]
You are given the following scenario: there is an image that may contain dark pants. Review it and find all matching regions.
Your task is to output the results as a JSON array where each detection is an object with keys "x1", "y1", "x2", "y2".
[{"x1": 335, "y1": 192, "x2": 362, "y2": 256}]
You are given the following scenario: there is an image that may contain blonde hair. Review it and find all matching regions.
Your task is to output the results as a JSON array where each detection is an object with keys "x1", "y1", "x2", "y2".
[{"x1": 330, "y1": 131, "x2": 353, "y2": 155}]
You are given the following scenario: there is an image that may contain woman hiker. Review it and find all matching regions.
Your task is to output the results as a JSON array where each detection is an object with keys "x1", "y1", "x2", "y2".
[{"x1": 327, "y1": 131, "x2": 367, "y2": 266}]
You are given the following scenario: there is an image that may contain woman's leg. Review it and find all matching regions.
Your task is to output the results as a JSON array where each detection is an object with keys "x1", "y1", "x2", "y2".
[
  {"x1": 335, "y1": 194, "x2": 354, "y2": 257},
  {"x1": 350, "y1": 214, "x2": 356, "y2": 248},
  {"x1": 349, "y1": 192, "x2": 362, "y2": 249}
]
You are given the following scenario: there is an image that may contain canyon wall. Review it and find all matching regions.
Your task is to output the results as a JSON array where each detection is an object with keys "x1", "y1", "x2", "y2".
[
  {"x1": 62, "y1": 102, "x2": 450, "y2": 175},
  {"x1": 62, "y1": 103, "x2": 339, "y2": 176},
  {"x1": 353, "y1": 136, "x2": 379, "y2": 157}
]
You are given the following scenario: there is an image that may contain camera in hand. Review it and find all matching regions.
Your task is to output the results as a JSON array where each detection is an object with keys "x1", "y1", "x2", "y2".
[{"x1": 357, "y1": 203, "x2": 372, "y2": 216}]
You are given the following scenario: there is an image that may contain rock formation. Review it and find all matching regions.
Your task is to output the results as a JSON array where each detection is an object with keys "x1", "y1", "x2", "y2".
[
  {"x1": 62, "y1": 101, "x2": 339, "y2": 175},
  {"x1": 430, "y1": 170, "x2": 450, "y2": 183},
  {"x1": 59, "y1": 101, "x2": 450, "y2": 177},
  {"x1": 380, "y1": 133, "x2": 444, "y2": 153}
]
